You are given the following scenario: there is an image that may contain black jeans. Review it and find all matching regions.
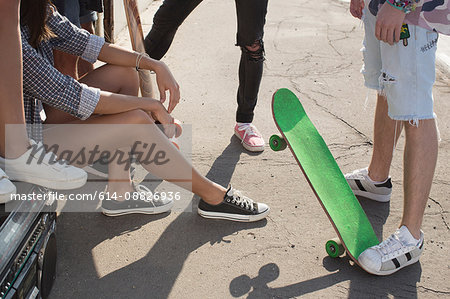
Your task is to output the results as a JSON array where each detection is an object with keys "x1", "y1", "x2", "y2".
[{"x1": 144, "y1": 0, "x2": 268, "y2": 123}]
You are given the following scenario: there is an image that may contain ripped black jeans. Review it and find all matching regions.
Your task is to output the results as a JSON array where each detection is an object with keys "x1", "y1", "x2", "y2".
[{"x1": 144, "y1": 0, "x2": 268, "y2": 123}]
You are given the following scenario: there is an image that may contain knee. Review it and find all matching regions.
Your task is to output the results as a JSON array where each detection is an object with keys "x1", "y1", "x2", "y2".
[
  {"x1": 242, "y1": 39, "x2": 265, "y2": 62},
  {"x1": 125, "y1": 109, "x2": 154, "y2": 125}
]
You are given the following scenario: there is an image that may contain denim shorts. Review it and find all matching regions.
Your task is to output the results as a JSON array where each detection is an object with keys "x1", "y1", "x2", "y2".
[{"x1": 361, "y1": 7, "x2": 438, "y2": 122}]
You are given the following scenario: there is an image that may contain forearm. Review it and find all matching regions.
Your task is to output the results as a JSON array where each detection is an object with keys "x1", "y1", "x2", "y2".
[
  {"x1": 97, "y1": 43, "x2": 162, "y2": 72},
  {"x1": 93, "y1": 91, "x2": 160, "y2": 115}
]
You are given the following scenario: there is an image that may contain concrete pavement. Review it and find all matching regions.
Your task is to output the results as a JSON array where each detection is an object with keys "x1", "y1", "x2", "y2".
[{"x1": 49, "y1": 0, "x2": 449, "y2": 298}]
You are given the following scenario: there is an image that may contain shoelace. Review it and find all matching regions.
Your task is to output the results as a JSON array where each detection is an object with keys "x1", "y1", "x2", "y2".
[
  {"x1": 228, "y1": 188, "x2": 255, "y2": 211},
  {"x1": 375, "y1": 233, "x2": 409, "y2": 259},
  {"x1": 346, "y1": 168, "x2": 367, "y2": 179},
  {"x1": 238, "y1": 124, "x2": 261, "y2": 143}
]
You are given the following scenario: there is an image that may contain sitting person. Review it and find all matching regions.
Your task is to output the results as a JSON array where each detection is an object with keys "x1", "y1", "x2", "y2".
[
  {"x1": 19, "y1": 0, "x2": 270, "y2": 221},
  {"x1": 0, "y1": 0, "x2": 87, "y2": 204}
]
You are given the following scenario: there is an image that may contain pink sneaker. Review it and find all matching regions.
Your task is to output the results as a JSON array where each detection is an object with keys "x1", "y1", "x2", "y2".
[{"x1": 234, "y1": 123, "x2": 265, "y2": 152}]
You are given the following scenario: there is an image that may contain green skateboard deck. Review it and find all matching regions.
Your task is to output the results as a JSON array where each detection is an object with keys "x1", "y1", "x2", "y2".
[{"x1": 270, "y1": 88, "x2": 379, "y2": 266}]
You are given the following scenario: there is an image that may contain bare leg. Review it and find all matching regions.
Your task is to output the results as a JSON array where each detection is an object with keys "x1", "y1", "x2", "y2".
[
  {"x1": 367, "y1": 94, "x2": 403, "y2": 181},
  {"x1": 107, "y1": 146, "x2": 134, "y2": 198},
  {"x1": 401, "y1": 119, "x2": 438, "y2": 239},
  {"x1": 79, "y1": 64, "x2": 140, "y2": 96},
  {"x1": 45, "y1": 64, "x2": 139, "y2": 196},
  {"x1": 45, "y1": 64, "x2": 140, "y2": 124},
  {"x1": 0, "y1": 0, "x2": 31, "y2": 158},
  {"x1": 43, "y1": 65, "x2": 225, "y2": 204},
  {"x1": 43, "y1": 111, "x2": 225, "y2": 204}
]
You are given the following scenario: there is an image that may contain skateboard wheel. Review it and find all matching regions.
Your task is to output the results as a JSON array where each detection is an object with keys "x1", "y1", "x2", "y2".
[
  {"x1": 325, "y1": 238, "x2": 345, "y2": 258},
  {"x1": 269, "y1": 134, "x2": 287, "y2": 151}
]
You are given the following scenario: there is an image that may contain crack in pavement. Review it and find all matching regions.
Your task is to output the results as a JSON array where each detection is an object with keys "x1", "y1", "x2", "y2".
[
  {"x1": 290, "y1": 83, "x2": 373, "y2": 144},
  {"x1": 418, "y1": 286, "x2": 450, "y2": 295},
  {"x1": 429, "y1": 197, "x2": 450, "y2": 231},
  {"x1": 230, "y1": 245, "x2": 288, "y2": 265}
]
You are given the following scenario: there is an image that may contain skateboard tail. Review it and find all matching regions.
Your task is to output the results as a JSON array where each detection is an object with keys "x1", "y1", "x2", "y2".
[{"x1": 271, "y1": 88, "x2": 379, "y2": 261}]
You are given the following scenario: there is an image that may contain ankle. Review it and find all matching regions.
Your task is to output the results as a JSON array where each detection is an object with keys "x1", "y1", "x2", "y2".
[
  {"x1": 108, "y1": 181, "x2": 133, "y2": 195},
  {"x1": 200, "y1": 185, "x2": 226, "y2": 205},
  {"x1": 367, "y1": 167, "x2": 389, "y2": 182}
]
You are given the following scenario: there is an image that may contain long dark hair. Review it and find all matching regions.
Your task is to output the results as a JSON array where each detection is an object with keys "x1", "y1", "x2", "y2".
[{"x1": 20, "y1": 0, "x2": 56, "y2": 48}]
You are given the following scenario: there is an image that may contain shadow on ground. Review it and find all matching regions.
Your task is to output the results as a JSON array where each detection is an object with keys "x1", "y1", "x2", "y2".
[
  {"x1": 229, "y1": 259, "x2": 421, "y2": 298},
  {"x1": 49, "y1": 138, "x2": 267, "y2": 299},
  {"x1": 229, "y1": 196, "x2": 422, "y2": 298}
]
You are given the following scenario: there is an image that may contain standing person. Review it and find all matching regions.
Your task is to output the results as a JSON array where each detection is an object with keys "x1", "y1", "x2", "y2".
[
  {"x1": 346, "y1": 0, "x2": 449, "y2": 275},
  {"x1": 0, "y1": 0, "x2": 87, "y2": 204},
  {"x1": 144, "y1": 0, "x2": 268, "y2": 152}
]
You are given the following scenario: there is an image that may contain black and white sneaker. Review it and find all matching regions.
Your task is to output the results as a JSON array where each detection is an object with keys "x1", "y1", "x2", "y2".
[
  {"x1": 197, "y1": 186, "x2": 269, "y2": 222},
  {"x1": 345, "y1": 168, "x2": 392, "y2": 202},
  {"x1": 101, "y1": 185, "x2": 173, "y2": 216},
  {"x1": 358, "y1": 226, "x2": 424, "y2": 275}
]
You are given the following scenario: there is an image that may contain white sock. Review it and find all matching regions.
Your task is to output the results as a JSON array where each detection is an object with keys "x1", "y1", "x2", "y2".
[{"x1": 399, "y1": 225, "x2": 421, "y2": 245}]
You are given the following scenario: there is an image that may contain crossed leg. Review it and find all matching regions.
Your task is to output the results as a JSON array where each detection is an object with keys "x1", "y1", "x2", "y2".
[{"x1": 43, "y1": 64, "x2": 226, "y2": 204}]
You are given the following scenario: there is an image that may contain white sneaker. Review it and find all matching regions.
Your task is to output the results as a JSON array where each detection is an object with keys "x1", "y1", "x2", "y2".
[
  {"x1": 358, "y1": 226, "x2": 424, "y2": 276},
  {"x1": 101, "y1": 184, "x2": 174, "y2": 216},
  {"x1": 0, "y1": 168, "x2": 16, "y2": 204},
  {"x1": 345, "y1": 168, "x2": 392, "y2": 202},
  {"x1": 0, "y1": 140, "x2": 87, "y2": 190}
]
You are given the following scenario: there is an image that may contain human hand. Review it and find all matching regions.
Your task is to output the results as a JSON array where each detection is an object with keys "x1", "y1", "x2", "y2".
[
  {"x1": 151, "y1": 101, "x2": 176, "y2": 138},
  {"x1": 350, "y1": 0, "x2": 365, "y2": 19},
  {"x1": 375, "y1": 2, "x2": 406, "y2": 45},
  {"x1": 153, "y1": 61, "x2": 180, "y2": 114}
]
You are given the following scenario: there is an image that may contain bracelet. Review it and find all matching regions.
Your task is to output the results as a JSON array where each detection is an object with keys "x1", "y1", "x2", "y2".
[
  {"x1": 386, "y1": 0, "x2": 418, "y2": 14},
  {"x1": 135, "y1": 52, "x2": 150, "y2": 71}
]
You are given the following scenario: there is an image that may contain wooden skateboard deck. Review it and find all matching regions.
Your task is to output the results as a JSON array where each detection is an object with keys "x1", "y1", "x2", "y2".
[
  {"x1": 123, "y1": 0, "x2": 156, "y2": 98},
  {"x1": 270, "y1": 88, "x2": 379, "y2": 268}
]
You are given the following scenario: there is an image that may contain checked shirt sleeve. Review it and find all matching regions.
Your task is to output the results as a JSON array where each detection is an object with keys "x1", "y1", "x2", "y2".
[
  {"x1": 47, "y1": 7, "x2": 105, "y2": 63},
  {"x1": 22, "y1": 36, "x2": 100, "y2": 120}
]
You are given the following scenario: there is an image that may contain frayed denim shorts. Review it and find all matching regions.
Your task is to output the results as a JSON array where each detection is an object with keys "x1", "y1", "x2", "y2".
[{"x1": 361, "y1": 7, "x2": 438, "y2": 123}]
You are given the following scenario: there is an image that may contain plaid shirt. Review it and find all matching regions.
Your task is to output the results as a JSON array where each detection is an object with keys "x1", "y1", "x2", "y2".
[{"x1": 21, "y1": 7, "x2": 104, "y2": 140}]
